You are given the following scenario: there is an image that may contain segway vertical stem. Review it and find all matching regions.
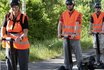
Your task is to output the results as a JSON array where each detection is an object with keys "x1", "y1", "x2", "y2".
[
  {"x1": 95, "y1": 33, "x2": 101, "y2": 63},
  {"x1": 2, "y1": 38, "x2": 17, "y2": 70},
  {"x1": 10, "y1": 39, "x2": 17, "y2": 70},
  {"x1": 58, "y1": 35, "x2": 72, "y2": 70}
]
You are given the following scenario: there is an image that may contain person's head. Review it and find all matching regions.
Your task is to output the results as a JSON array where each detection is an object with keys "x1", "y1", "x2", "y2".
[
  {"x1": 94, "y1": 2, "x2": 101, "y2": 13},
  {"x1": 66, "y1": 0, "x2": 75, "y2": 11},
  {"x1": 10, "y1": 0, "x2": 20, "y2": 16}
]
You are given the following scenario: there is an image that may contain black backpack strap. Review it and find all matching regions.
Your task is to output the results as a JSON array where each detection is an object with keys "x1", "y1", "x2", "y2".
[{"x1": 20, "y1": 14, "x2": 24, "y2": 31}]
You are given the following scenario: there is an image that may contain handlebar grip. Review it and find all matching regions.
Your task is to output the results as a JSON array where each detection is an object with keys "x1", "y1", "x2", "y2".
[
  {"x1": 2, "y1": 38, "x2": 14, "y2": 41},
  {"x1": 61, "y1": 35, "x2": 71, "y2": 39},
  {"x1": 92, "y1": 32, "x2": 99, "y2": 34}
]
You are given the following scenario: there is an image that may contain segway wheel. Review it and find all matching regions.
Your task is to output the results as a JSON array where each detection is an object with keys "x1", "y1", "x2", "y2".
[
  {"x1": 88, "y1": 56, "x2": 95, "y2": 70},
  {"x1": 58, "y1": 66, "x2": 66, "y2": 70}
]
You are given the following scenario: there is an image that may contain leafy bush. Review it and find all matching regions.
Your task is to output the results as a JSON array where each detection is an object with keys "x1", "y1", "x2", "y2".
[
  {"x1": 26, "y1": 0, "x2": 65, "y2": 41},
  {"x1": 0, "y1": 0, "x2": 9, "y2": 26}
]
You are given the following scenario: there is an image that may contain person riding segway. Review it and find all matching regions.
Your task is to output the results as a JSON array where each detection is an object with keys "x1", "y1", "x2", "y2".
[
  {"x1": 81, "y1": 2, "x2": 104, "y2": 70},
  {"x1": 82, "y1": 32, "x2": 104, "y2": 70},
  {"x1": 1, "y1": 0, "x2": 30, "y2": 70},
  {"x1": 57, "y1": 0, "x2": 83, "y2": 70}
]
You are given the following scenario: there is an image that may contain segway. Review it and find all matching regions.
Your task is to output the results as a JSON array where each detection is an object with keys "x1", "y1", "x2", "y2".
[
  {"x1": 58, "y1": 35, "x2": 72, "y2": 70},
  {"x1": 81, "y1": 33, "x2": 104, "y2": 70},
  {"x1": 2, "y1": 38, "x2": 17, "y2": 70}
]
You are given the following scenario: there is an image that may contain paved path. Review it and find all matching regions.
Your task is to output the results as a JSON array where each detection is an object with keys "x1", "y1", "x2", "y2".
[
  {"x1": 0, "y1": 49, "x2": 104, "y2": 70},
  {"x1": 0, "y1": 56, "x2": 78, "y2": 70}
]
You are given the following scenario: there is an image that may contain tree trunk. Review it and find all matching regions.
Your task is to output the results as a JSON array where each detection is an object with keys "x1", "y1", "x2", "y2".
[{"x1": 22, "y1": 0, "x2": 26, "y2": 14}]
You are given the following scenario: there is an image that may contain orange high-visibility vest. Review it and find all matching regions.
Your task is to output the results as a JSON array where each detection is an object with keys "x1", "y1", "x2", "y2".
[
  {"x1": 92, "y1": 12, "x2": 104, "y2": 32},
  {"x1": 62, "y1": 10, "x2": 82, "y2": 40},
  {"x1": 1, "y1": 12, "x2": 30, "y2": 50}
]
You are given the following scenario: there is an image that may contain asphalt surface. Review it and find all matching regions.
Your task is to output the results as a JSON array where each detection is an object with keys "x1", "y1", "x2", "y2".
[
  {"x1": 0, "y1": 49, "x2": 104, "y2": 70},
  {"x1": 0, "y1": 56, "x2": 77, "y2": 70}
]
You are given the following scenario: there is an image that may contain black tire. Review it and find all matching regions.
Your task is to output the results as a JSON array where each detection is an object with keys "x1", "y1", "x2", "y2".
[{"x1": 58, "y1": 66, "x2": 66, "y2": 70}]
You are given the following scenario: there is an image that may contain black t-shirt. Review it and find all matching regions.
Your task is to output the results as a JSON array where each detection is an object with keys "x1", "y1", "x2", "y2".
[{"x1": 2, "y1": 13, "x2": 28, "y2": 29}]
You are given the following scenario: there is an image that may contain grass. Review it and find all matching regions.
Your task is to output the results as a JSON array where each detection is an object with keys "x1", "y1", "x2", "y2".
[
  {"x1": 0, "y1": 49, "x2": 5, "y2": 61},
  {"x1": 0, "y1": 38, "x2": 63, "y2": 62},
  {"x1": 29, "y1": 38, "x2": 63, "y2": 62},
  {"x1": 0, "y1": 36, "x2": 93, "y2": 62}
]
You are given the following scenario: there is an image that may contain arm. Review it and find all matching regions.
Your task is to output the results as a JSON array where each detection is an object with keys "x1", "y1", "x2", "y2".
[
  {"x1": 71, "y1": 13, "x2": 82, "y2": 39},
  {"x1": 1, "y1": 27, "x2": 7, "y2": 38},
  {"x1": 58, "y1": 14, "x2": 63, "y2": 38},
  {"x1": 101, "y1": 19, "x2": 104, "y2": 34},
  {"x1": 20, "y1": 29, "x2": 28, "y2": 39},
  {"x1": 20, "y1": 15, "x2": 29, "y2": 39},
  {"x1": 74, "y1": 22, "x2": 79, "y2": 33},
  {"x1": 89, "y1": 16, "x2": 93, "y2": 34},
  {"x1": 89, "y1": 22, "x2": 93, "y2": 33},
  {"x1": 58, "y1": 21, "x2": 62, "y2": 38},
  {"x1": 74, "y1": 13, "x2": 82, "y2": 33},
  {"x1": 1, "y1": 14, "x2": 8, "y2": 38}
]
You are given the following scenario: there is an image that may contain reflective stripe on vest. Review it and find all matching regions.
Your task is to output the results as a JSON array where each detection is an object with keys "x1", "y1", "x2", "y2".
[
  {"x1": 63, "y1": 25, "x2": 81, "y2": 30},
  {"x1": 62, "y1": 32, "x2": 80, "y2": 36},
  {"x1": 92, "y1": 12, "x2": 104, "y2": 32},
  {"x1": 93, "y1": 24, "x2": 102, "y2": 26},
  {"x1": 16, "y1": 40, "x2": 29, "y2": 44},
  {"x1": 62, "y1": 10, "x2": 82, "y2": 39}
]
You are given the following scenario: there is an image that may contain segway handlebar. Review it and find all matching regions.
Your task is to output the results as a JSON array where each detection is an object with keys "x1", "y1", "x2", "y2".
[
  {"x1": 61, "y1": 35, "x2": 71, "y2": 39},
  {"x1": 92, "y1": 32, "x2": 99, "y2": 34},
  {"x1": 2, "y1": 38, "x2": 14, "y2": 41}
]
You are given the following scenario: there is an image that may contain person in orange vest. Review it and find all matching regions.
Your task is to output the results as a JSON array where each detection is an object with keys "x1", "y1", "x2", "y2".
[
  {"x1": 1, "y1": 0, "x2": 30, "y2": 70},
  {"x1": 89, "y1": 2, "x2": 104, "y2": 52},
  {"x1": 58, "y1": 0, "x2": 83, "y2": 70}
]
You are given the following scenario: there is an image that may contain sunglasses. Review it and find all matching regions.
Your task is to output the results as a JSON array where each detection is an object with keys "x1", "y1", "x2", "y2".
[
  {"x1": 66, "y1": 3, "x2": 73, "y2": 5},
  {"x1": 95, "y1": 7, "x2": 101, "y2": 8},
  {"x1": 12, "y1": 6, "x2": 19, "y2": 8}
]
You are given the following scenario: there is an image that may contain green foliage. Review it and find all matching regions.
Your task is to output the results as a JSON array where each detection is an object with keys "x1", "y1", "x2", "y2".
[
  {"x1": 0, "y1": 0, "x2": 10, "y2": 26},
  {"x1": 0, "y1": 49, "x2": 5, "y2": 60},
  {"x1": 0, "y1": 39, "x2": 63, "y2": 61},
  {"x1": 101, "y1": 0, "x2": 104, "y2": 11},
  {"x1": 26, "y1": 0, "x2": 65, "y2": 41},
  {"x1": 29, "y1": 39, "x2": 63, "y2": 61}
]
